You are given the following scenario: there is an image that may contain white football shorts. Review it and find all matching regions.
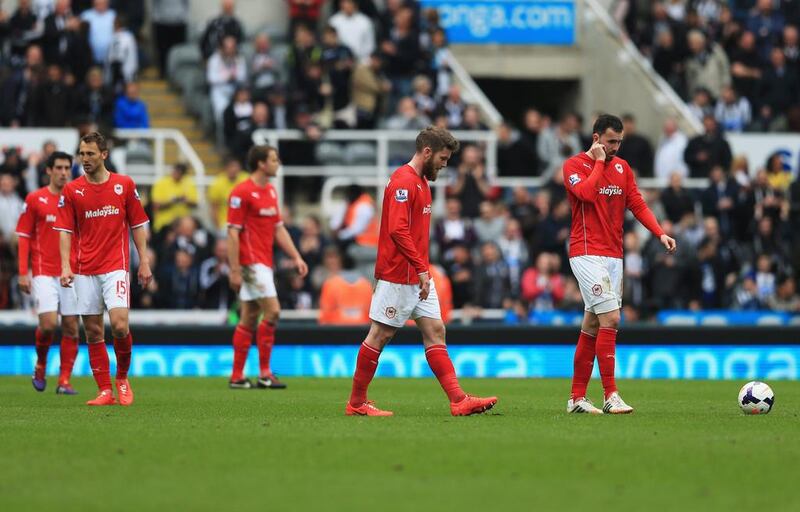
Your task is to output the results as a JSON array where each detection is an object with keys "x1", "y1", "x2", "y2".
[
  {"x1": 73, "y1": 269, "x2": 130, "y2": 315},
  {"x1": 240, "y1": 263, "x2": 278, "y2": 301},
  {"x1": 569, "y1": 255, "x2": 623, "y2": 315},
  {"x1": 369, "y1": 278, "x2": 441, "y2": 328},
  {"x1": 33, "y1": 275, "x2": 78, "y2": 316}
]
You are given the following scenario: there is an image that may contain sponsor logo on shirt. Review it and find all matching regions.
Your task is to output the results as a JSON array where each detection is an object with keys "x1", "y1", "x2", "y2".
[
  {"x1": 46, "y1": 214, "x2": 57, "y2": 223},
  {"x1": 230, "y1": 196, "x2": 241, "y2": 208},
  {"x1": 598, "y1": 185, "x2": 623, "y2": 196},
  {"x1": 85, "y1": 205, "x2": 120, "y2": 218},
  {"x1": 615, "y1": 163, "x2": 624, "y2": 174},
  {"x1": 259, "y1": 207, "x2": 278, "y2": 217},
  {"x1": 395, "y1": 189, "x2": 408, "y2": 202},
  {"x1": 114, "y1": 184, "x2": 123, "y2": 195},
  {"x1": 568, "y1": 173, "x2": 581, "y2": 186},
  {"x1": 75, "y1": 188, "x2": 85, "y2": 197},
  {"x1": 38, "y1": 196, "x2": 48, "y2": 204},
  {"x1": 422, "y1": 204, "x2": 432, "y2": 215},
  {"x1": 57, "y1": 195, "x2": 64, "y2": 208}
]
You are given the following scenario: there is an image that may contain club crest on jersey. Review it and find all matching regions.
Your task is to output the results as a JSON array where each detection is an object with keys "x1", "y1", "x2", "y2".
[
  {"x1": 615, "y1": 163, "x2": 624, "y2": 174},
  {"x1": 592, "y1": 284, "x2": 603, "y2": 296},
  {"x1": 568, "y1": 173, "x2": 581, "y2": 186},
  {"x1": 385, "y1": 306, "x2": 397, "y2": 319},
  {"x1": 230, "y1": 196, "x2": 241, "y2": 208},
  {"x1": 57, "y1": 195, "x2": 64, "y2": 208},
  {"x1": 114, "y1": 184, "x2": 123, "y2": 195},
  {"x1": 395, "y1": 189, "x2": 408, "y2": 202}
]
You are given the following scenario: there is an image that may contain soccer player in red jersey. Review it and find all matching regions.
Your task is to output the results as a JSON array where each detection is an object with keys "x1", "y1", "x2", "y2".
[
  {"x1": 226, "y1": 145, "x2": 308, "y2": 389},
  {"x1": 15, "y1": 151, "x2": 80, "y2": 394},
  {"x1": 563, "y1": 114, "x2": 677, "y2": 414},
  {"x1": 345, "y1": 127, "x2": 498, "y2": 417},
  {"x1": 55, "y1": 132, "x2": 152, "y2": 406}
]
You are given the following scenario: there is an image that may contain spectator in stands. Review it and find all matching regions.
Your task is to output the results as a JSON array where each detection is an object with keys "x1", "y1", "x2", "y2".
[
  {"x1": 757, "y1": 46, "x2": 800, "y2": 115},
  {"x1": 41, "y1": 0, "x2": 72, "y2": 64},
  {"x1": 436, "y1": 83, "x2": 466, "y2": 129},
  {"x1": 687, "y1": 87, "x2": 714, "y2": 122},
  {"x1": 380, "y1": 5, "x2": 422, "y2": 111},
  {"x1": 351, "y1": 51, "x2": 390, "y2": 129},
  {"x1": 459, "y1": 104, "x2": 488, "y2": 131},
  {"x1": 448, "y1": 145, "x2": 490, "y2": 218},
  {"x1": 151, "y1": 0, "x2": 188, "y2": 78},
  {"x1": 199, "y1": 0, "x2": 243, "y2": 60},
  {"x1": 159, "y1": 247, "x2": 200, "y2": 309},
  {"x1": 131, "y1": 248, "x2": 160, "y2": 308},
  {"x1": 473, "y1": 200, "x2": 505, "y2": 244},
  {"x1": 223, "y1": 86, "x2": 252, "y2": 151},
  {"x1": 730, "y1": 31, "x2": 762, "y2": 104},
  {"x1": 233, "y1": 101, "x2": 271, "y2": 163},
  {"x1": 207, "y1": 35, "x2": 247, "y2": 123},
  {"x1": 508, "y1": 186, "x2": 540, "y2": 239},
  {"x1": 497, "y1": 217, "x2": 528, "y2": 297},
  {"x1": 331, "y1": 184, "x2": 378, "y2": 255},
  {"x1": 537, "y1": 112, "x2": 581, "y2": 179},
  {"x1": 266, "y1": 85, "x2": 289, "y2": 130},
  {"x1": 428, "y1": 27, "x2": 452, "y2": 97},
  {"x1": 160, "y1": 215, "x2": 212, "y2": 270},
  {"x1": 694, "y1": 234, "x2": 728, "y2": 308},
  {"x1": 623, "y1": 231, "x2": 645, "y2": 314},
  {"x1": 207, "y1": 156, "x2": 248, "y2": 234},
  {"x1": 643, "y1": 220, "x2": 693, "y2": 311},
  {"x1": 250, "y1": 33, "x2": 280, "y2": 102},
  {"x1": 764, "y1": 151, "x2": 792, "y2": 192},
  {"x1": 278, "y1": 268, "x2": 314, "y2": 310},
  {"x1": 730, "y1": 154, "x2": 752, "y2": 188},
  {"x1": 445, "y1": 243, "x2": 474, "y2": 308},
  {"x1": 472, "y1": 241, "x2": 512, "y2": 310},
  {"x1": 286, "y1": 23, "x2": 322, "y2": 111},
  {"x1": 701, "y1": 165, "x2": 741, "y2": 238},
  {"x1": 685, "y1": 29, "x2": 731, "y2": 100},
  {"x1": 286, "y1": 0, "x2": 324, "y2": 36},
  {"x1": 318, "y1": 247, "x2": 372, "y2": 324},
  {"x1": 496, "y1": 122, "x2": 530, "y2": 176},
  {"x1": 532, "y1": 199, "x2": 571, "y2": 267},
  {"x1": 31, "y1": 64, "x2": 74, "y2": 127},
  {"x1": 782, "y1": 24, "x2": 800, "y2": 76},
  {"x1": 753, "y1": 215, "x2": 789, "y2": 268},
  {"x1": 654, "y1": 117, "x2": 689, "y2": 180},
  {"x1": 752, "y1": 169, "x2": 786, "y2": 224},
  {"x1": 298, "y1": 215, "x2": 328, "y2": 276},
  {"x1": 384, "y1": 96, "x2": 430, "y2": 161},
  {"x1": 661, "y1": 172, "x2": 696, "y2": 224},
  {"x1": 80, "y1": 0, "x2": 116, "y2": 64},
  {"x1": 754, "y1": 253, "x2": 777, "y2": 302},
  {"x1": 0, "y1": 173, "x2": 24, "y2": 243},
  {"x1": 199, "y1": 238, "x2": 232, "y2": 310},
  {"x1": 411, "y1": 74, "x2": 436, "y2": 118},
  {"x1": 732, "y1": 273, "x2": 764, "y2": 310},
  {"x1": 434, "y1": 197, "x2": 476, "y2": 262},
  {"x1": 746, "y1": 0, "x2": 785, "y2": 61},
  {"x1": 8, "y1": 0, "x2": 38, "y2": 65},
  {"x1": 113, "y1": 81, "x2": 149, "y2": 128},
  {"x1": 28, "y1": 139, "x2": 56, "y2": 189},
  {"x1": 107, "y1": 15, "x2": 138, "y2": 91},
  {"x1": 329, "y1": 0, "x2": 375, "y2": 64},
  {"x1": 652, "y1": 28, "x2": 686, "y2": 97},
  {"x1": 617, "y1": 113, "x2": 654, "y2": 177},
  {"x1": 766, "y1": 274, "x2": 800, "y2": 311},
  {"x1": 76, "y1": 66, "x2": 114, "y2": 133},
  {"x1": 150, "y1": 164, "x2": 198, "y2": 233},
  {"x1": 520, "y1": 252, "x2": 565, "y2": 311},
  {"x1": 748, "y1": 103, "x2": 788, "y2": 131},
  {"x1": 320, "y1": 24, "x2": 355, "y2": 124},
  {"x1": 715, "y1": 84, "x2": 751, "y2": 132},
  {"x1": 684, "y1": 114, "x2": 732, "y2": 178}
]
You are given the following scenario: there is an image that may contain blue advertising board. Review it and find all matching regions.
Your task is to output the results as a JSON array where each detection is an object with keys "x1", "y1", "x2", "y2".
[
  {"x1": 420, "y1": 0, "x2": 576, "y2": 45},
  {"x1": 2, "y1": 344, "x2": 798, "y2": 380}
]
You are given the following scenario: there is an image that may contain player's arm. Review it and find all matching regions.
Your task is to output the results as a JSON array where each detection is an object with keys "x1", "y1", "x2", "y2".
[
  {"x1": 15, "y1": 197, "x2": 34, "y2": 294},
  {"x1": 227, "y1": 226, "x2": 243, "y2": 292},
  {"x1": 626, "y1": 167, "x2": 677, "y2": 254},
  {"x1": 275, "y1": 223, "x2": 308, "y2": 278},
  {"x1": 385, "y1": 183, "x2": 430, "y2": 297},
  {"x1": 564, "y1": 154, "x2": 605, "y2": 203},
  {"x1": 58, "y1": 230, "x2": 74, "y2": 287},
  {"x1": 132, "y1": 226, "x2": 153, "y2": 287}
]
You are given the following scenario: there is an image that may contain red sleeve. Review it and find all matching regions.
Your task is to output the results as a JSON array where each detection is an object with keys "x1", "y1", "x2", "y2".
[
  {"x1": 625, "y1": 164, "x2": 665, "y2": 238},
  {"x1": 227, "y1": 187, "x2": 245, "y2": 228},
  {"x1": 18, "y1": 236, "x2": 30, "y2": 274},
  {"x1": 272, "y1": 185, "x2": 283, "y2": 226},
  {"x1": 126, "y1": 179, "x2": 150, "y2": 228},
  {"x1": 15, "y1": 195, "x2": 35, "y2": 238},
  {"x1": 54, "y1": 189, "x2": 75, "y2": 233},
  {"x1": 564, "y1": 157, "x2": 605, "y2": 203},
  {"x1": 385, "y1": 179, "x2": 427, "y2": 275}
]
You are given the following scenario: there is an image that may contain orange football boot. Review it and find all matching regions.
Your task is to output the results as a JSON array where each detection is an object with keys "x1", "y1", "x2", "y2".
[
  {"x1": 345, "y1": 400, "x2": 393, "y2": 416},
  {"x1": 86, "y1": 389, "x2": 116, "y2": 406},
  {"x1": 450, "y1": 394, "x2": 498, "y2": 416},
  {"x1": 116, "y1": 379, "x2": 134, "y2": 406}
]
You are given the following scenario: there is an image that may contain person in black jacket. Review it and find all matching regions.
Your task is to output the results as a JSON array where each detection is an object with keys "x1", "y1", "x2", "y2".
[
  {"x1": 684, "y1": 115, "x2": 732, "y2": 178},
  {"x1": 199, "y1": 0, "x2": 244, "y2": 60},
  {"x1": 617, "y1": 113, "x2": 654, "y2": 177}
]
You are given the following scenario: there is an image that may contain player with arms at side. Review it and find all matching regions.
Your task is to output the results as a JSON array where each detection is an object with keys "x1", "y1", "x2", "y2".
[
  {"x1": 563, "y1": 114, "x2": 677, "y2": 414},
  {"x1": 55, "y1": 132, "x2": 152, "y2": 406},
  {"x1": 226, "y1": 145, "x2": 308, "y2": 389},
  {"x1": 345, "y1": 127, "x2": 498, "y2": 416},
  {"x1": 16, "y1": 151, "x2": 81, "y2": 394}
]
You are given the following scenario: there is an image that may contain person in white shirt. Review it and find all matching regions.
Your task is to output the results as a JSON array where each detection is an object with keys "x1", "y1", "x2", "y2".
[
  {"x1": 329, "y1": 0, "x2": 375, "y2": 63},
  {"x1": 207, "y1": 35, "x2": 247, "y2": 122},
  {"x1": 654, "y1": 117, "x2": 689, "y2": 181},
  {"x1": 80, "y1": 0, "x2": 116, "y2": 63},
  {"x1": 107, "y1": 16, "x2": 138, "y2": 89},
  {"x1": 0, "y1": 174, "x2": 24, "y2": 243}
]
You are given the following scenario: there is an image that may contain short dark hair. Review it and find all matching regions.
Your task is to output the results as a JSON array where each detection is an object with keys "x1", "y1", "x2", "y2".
[
  {"x1": 47, "y1": 151, "x2": 73, "y2": 168},
  {"x1": 592, "y1": 114, "x2": 623, "y2": 135},
  {"x1": 415, "y1": 126, "x2": 460, "y2": 154},
  {"x1": 80, "y1": 131, "x2": 108, "y2": 152},
  {"x1": 247, "y1": 144, "x2": 278, "y2": 172}
]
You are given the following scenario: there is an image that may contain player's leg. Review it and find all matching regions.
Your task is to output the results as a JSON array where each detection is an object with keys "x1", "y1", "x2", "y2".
[
  {"x1": 567, "y1": 311, "x2": 603, "y2": 414},
  {"x1": 256, "y1": 296, "x2": 285, "y2": 388},
  {"x1": 108, "y1": 307, "x2": 135, "y2": 405},
  {"x1": 82, "y1": 313, "x2": 116, "y2": 405},
  {"x1": 346, "y1": 319, "x2": 397, "y2": 416},
  {"x1": 596, "y1": 258, "x2": 632, "y2": 413},
  {"x1": 55, "y1": 315, "x2": 80, "y2": 395},
  {"x1": 230, "y1": 299, "x2": 259, "y2": 388},
  {"x1": 33, "y1": 311, "x2": 58, "y2": 391}
]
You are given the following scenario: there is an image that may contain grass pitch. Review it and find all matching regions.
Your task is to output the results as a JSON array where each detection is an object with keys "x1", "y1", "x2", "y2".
[{"x1": 1, "y1": 377, "x2": 798, "y2": 511}]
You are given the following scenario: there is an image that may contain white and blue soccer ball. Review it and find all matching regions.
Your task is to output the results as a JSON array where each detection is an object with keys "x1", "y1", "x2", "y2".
[{"x1": 738, "y1": 381, "x2": 775, "y2": 415}]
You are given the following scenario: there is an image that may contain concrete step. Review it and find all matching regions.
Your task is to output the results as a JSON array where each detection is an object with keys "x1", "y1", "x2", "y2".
[
  {"x1": 139, "y1": 80, "x2": 170, "y2": 93},
  {"x1": 151, "y1": 117, "x2": 197, "y2": 130}
]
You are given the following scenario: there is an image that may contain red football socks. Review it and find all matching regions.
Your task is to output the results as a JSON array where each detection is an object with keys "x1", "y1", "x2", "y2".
[
  {"x1": 35, "y1": 328, "x2": 52, "y2": 367},
  {"x1": 256, "y1": 320, "x2": 276, "y2": 377},
  {"x1": 59, "y1": 335, "x2": 79, "y2": 386},
  {"x1": 231, "y1": 325, "x2": 253, "y2": 381},
  {"x1": 596, "y1": 327, "x2": 618, "y2": 398},
  {"x1": 88, "y1": 342, "x2": 112, "y2": 391},
  {"x1": 113, "y1": 332, "x2": 133, "y2": 379},
  {"x1": 349, "y1": 342, "x2": 381, "y2": 406},
  {"x1": 425, "y1": 345, "x2": 466, "y2": 403},
  {"x1": 571, "y1": 331, "x2": 597, "y2": 400}
]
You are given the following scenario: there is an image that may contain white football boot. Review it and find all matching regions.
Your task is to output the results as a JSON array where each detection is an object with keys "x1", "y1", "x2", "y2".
[
  {"x1": 567, "y1": 397, "x2": 603, "y2": 414},
  {"x1": 603, "y1": 392, "x2": 634, "y2": 414}
]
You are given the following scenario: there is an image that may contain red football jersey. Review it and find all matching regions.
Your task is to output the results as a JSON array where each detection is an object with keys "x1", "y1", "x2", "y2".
[
  {"x1": 375, "y1": 164, "x2": 431, "y2": 284},
  {"x1": 15, "y1": 187, "x2": 77, "y2": 276},
  {"x1": 226, "y1": 178, "x2": 283, "y2": 267},
  {"x1": 54, "y1": 173, "x2": 149, "y2": 275},
  {"x1": 563, "y1": 152, "x2": 664, "y2": 259}
]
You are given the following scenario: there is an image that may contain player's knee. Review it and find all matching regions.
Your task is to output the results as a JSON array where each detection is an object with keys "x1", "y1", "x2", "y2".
[
  {"x1": 600, "y1": 310, "x2": 621, "y2": 329},
  {"x1": 62, "y1": 321, "x2": 79, "y2": 338},
  {"x1": 110, "y1": 321, "x2": 128, "y2": 339},
  {"x1": 39, "y1": 325, "x2": 56, "y2": 336},
  {"x1": 263, "y1": 311, "x2": 279, "y2": 325},
  {"x1": 240, "y1": 314, "x2": 259, "y2": 331}
]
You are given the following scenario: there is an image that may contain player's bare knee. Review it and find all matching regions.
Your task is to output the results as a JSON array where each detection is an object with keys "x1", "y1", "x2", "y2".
[
  {"x1": 263, "y1": 312, "x2": 279, "y2": 325},
  {"x1": 599, "y1": 310, "x2": 621, "y2": 330},
  {"x1": 61, "y1": 317, "x2": 79, "y2": 338}
]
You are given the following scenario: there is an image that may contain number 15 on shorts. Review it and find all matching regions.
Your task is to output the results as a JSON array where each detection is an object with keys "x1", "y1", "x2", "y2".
[{"x1": 116, "y1": 280, "x2": 127, "y2": 299}]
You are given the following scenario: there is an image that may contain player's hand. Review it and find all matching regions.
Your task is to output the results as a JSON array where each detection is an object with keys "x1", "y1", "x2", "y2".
[
  {"x1": 418, "y1": 272, "x2": 431, "y2": 301},
  {"x1": 18, "y1": 275, "x2": 31, "y2": 294},
  {"x1": 60, "y1": 267, "x2": 74, "y2": 288},
  {"x1": 138, "y1": 261, "x2": 153, "y2": 288},
  {"x1": 293, "y1": 257, "x2": 309, "y2": 278},
  {"x1": 589, "y1": 142, "x2": 606, "y2": 161},
  {"x1": 660, "y1": 234, "x2": 677, "y2": 254},
  {"x1": 229, "y1": 267, "x2": 242, "y2": 293}
]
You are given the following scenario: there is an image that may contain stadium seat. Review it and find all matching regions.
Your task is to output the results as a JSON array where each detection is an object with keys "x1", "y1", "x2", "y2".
[
  {"x1": 344, "y1": 142, "x2": 377, "y2": 165},
  {"x1": 167, "y1": 44, "x2": 203, "y2": 90},
  {"x1": 316, "y1": 142, "x2": 346, "y2": 165}
]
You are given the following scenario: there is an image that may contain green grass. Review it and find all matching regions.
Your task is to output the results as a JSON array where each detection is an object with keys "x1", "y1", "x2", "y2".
[{"x1": 1, "y1": 377, "x2": 798, "y2": 511}]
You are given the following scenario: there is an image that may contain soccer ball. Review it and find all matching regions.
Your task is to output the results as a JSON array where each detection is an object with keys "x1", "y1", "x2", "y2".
[{"x1": 737, "y1": 381, "x2": 774, "y2": 415}]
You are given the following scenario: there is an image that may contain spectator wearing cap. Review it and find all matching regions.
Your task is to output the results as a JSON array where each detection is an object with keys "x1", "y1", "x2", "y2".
[{"x1": 150, "y1": 163, "x2": 198, "y2": 233}]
